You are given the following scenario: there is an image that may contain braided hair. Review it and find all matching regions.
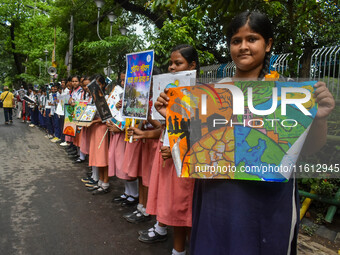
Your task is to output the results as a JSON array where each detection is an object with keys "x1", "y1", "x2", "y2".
[{"x1": 226, "y1": 11, "x2": 274, "y2": 79}]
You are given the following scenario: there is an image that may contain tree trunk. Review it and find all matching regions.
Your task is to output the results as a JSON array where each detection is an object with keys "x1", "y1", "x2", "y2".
[
  {"x1": 9, "y1": 22, "x2": 23, "y2": 74},
  {"x1": 299, "y1": 46, "x2": 313, "y2": 78}
]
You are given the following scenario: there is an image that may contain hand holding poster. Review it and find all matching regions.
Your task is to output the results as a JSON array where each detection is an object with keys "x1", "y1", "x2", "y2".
[
  {"x1": 122, "y1": 50, "x2": 154, "y2": 120},
  {"x1": 87, "y1": 79, "x2": 112, "y2": 122},
  {"x1": 166, "y1": 80, "x2": 318, "y2": 182}
]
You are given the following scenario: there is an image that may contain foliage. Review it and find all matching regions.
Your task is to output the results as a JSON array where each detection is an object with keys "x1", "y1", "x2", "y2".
[
  {"x1": 0, "y1": 0, "x2": 339, "y2": 88},
  {"x1": 146, "y1": 8, "x2": 215, "y2": 72}
]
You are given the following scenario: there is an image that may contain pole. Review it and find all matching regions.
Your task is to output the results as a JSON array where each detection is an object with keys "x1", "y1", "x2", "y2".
[{"x1": 67, "y1": 15, "x2": 74, "y2": 76}]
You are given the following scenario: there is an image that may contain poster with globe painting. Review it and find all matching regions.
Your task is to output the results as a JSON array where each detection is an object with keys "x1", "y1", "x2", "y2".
[
  {"x1": 122, "y1": 50, "x2": 154, "y2": 120},
  {"x1": 166, "y1": 80, "x2": 318, "y2": 182}
]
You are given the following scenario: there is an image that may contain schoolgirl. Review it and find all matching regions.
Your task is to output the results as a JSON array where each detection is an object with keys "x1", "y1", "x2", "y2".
[
  {"x1": 144, "y1": 44, "x2": 199, "y2": 255},
  {"x1": 87, "y1": 74, "x2": 110, "y2": 195},
  {"x1": 156, "y1": 12, "x2": 335, "y2": 255}
]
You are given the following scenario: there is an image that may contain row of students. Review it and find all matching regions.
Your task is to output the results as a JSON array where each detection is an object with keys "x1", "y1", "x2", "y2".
[{"x1": 29, "y1": 11, "x2": 335, "y2": 255}]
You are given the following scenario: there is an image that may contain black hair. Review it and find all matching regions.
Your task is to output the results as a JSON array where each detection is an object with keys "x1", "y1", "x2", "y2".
[
  {"x1": 226, "y1": 11, "x2": 274, "y2": 79},
  {"x1": 67, "y1": 76, "x2": 72, "y2": 82},
  {"x1": 171, "y1": 44, "x2": 200, "y2": 76},
  {"x1": 71, "y1": 75, "x2": 81, "y2": 82},
  {"x1": 91, "y1": 74, "x2": 107, "y2": 90},
  {"x1": 82, "y1": 75, "x2": 91, "y2": 81}
]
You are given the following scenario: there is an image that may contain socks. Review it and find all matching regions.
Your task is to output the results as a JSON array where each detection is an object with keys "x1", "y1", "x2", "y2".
[
  {"x1": 79, "y1": 151, "x2": 86, "y2": 160},
  {"x1": 154, "y1": 221, "x2": 167, "y2": 236},
  {"x1": 98, "y1": 180, "x2": 103, "y2": 187},
  {"x1": 172, "y1": 249, "x2": 186, "y2": 255},
  {"x1": 91, "y1": 166, "x2": 99, "y2": 182},
  {"x1": 126, "y1": 179, "x2": 139, "y2": 198},
  {"x1": 137, "y1": 203, "x2": 143, "y2": 212},
  {"x1": 141, "y1": 206, "x2": 149, "y2": 216},
  {"x1": 101, "y1": 182, "x2": 109, "y2": 190}
]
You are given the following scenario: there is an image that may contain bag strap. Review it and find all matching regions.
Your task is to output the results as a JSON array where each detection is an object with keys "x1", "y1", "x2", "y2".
[{"x1": 2, "y1": 91, "x2": 9, "y2": 101}]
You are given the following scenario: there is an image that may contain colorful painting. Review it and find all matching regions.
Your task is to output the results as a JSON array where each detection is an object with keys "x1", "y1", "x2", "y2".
[
  {"x1": 166, "y1": 80, "x2": 318, "y2": 182},
  {"x1": 107, "y1": 85, "x2": 125, "y2": 130},
  {"x1": 74, "y1": 100, "x2": 89, "y2": 121},
  {"x1": 124, "y1": 118, "x2": 142, "y2": 142},
  {"x1": 87, "y1": 79, "x2": 112, "y2": 122},
  {"x1": 152, "y1": 70, "x2": 196, "y2": 120},
  {"x1": 122, "y1": 50, "x2": 154, "y2": 119},
  {"x1": 63, "y1": 104, "x2": 76, "y2": 137},
  {"x1": 78, "y1": 104, "x2": 96, "y2": 122}
]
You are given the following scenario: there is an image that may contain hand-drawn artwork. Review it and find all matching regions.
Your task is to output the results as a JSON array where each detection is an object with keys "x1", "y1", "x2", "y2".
[
  {"x1": 63, "y1": 104, "x2": 76, "y2": 137},
  {"x1": 107, "y1": 85, "x2": 125, "y2": 130},
  {"x1": 124, "y1": 118, "x2": 142, "y2": 142},
  {"x1": 78, "y1": 104, "x2": 96, "y2": 122},
  {"x1": 74, "y1": 100, "x2": 88, "y2": 121},
  {"x1": 166, "y1": 80, "x2": 318, "y2": 182},
  {"x1": 152, "y1": 71, "x2": 196, "y2": 120},
  {"x1": 122, "y1": 50, "x2": 154, "y2": 119},
  {"x1": 87, "y1": 79, "x2": 112, "y2": 122}
]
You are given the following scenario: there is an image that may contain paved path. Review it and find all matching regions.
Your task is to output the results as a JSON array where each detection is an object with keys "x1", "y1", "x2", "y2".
[{"x1": 0, "y1": 109, "x2": 172, "y2": 255}]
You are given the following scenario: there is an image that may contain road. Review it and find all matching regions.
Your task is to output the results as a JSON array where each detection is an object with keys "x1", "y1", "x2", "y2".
[{"x1": 0, "y1": 109, "x2": 172, "y2": 255}]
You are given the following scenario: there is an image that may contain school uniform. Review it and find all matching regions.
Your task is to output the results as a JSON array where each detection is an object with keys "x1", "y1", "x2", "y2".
[
  {"x1": 146, "y1": 130, "x2": 195, "y2": 227},
  {"x1": 44, "y1": 93, "x2": 54, "y2": 135},
  {"x1": 190, "y1": 74, "x2": 299, "y2": 255},
  {"x1": 140, "y1": 123, "x2": 159, "y2": 187}
]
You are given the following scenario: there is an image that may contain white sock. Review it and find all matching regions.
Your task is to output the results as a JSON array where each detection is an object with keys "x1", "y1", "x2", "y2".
[
  {"x1": 141, "y1": 206, "x2": 149, "y2": 216},
  {"x1": 126, "y1": 179, "x2": 138, "y2": 198},
  {"x1": 102, "y1": 182, "x2": 109, "y2": 190},
  {"x1": 172, "y1": 249, "x2": 186, "y2": 255},
  {"x1": 124, "y1": 181, "x2": 130, "y2": 197},
  {"x1": 91, "y1": 166, "x2": 99, "y2": 181},
  {"x1": 154, "y1": 221, "x2": 167, "y2": 236},
  {"x1": 98, "y1": 180, "x2": 103, "y2": 187},
  {"x1": 137, "y1": 203, "x2": 143, "y2": 212},
  {"x1": 79, "y1": 151, "x2": 86, "y2": 160}
]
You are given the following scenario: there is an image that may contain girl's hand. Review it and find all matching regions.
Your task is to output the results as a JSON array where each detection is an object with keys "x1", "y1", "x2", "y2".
[
  {"x1": 128, "y1": 126, "x2": 145, "y2": 139},
  {"x1": 116, "y1": 100, "x2": 122, "y2": 110},
  {"x1": 314, "y1": 82, "x2": 335, "y2": 119},
  {"x1": 106, "y1": 120, "x2": 119, "y2": 132},
  {"x1": 154, "y1": 88, "x2": 169, "y2": 118},
  {"x1": 160, "y1": 146, "x2": 172, "y2": 160}
]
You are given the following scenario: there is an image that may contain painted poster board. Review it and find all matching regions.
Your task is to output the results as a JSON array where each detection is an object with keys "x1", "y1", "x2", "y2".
[{"x1": 122, "y1": 50, "x2": 154, "y2": 120}]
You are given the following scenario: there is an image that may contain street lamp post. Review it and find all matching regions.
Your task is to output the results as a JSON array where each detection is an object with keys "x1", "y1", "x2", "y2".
[
  {"x1": 93, "y1": 0, "x2": 129, "y2": 77},
  {"x1": 44, "y1": 49, "x2": 48, "y2": 76},
  {"x1": 39, "y1": 58, "x2": 43, "y2": 77}
]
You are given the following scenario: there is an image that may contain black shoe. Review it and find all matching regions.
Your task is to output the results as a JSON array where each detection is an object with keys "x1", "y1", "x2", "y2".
[
  {"x1": 124, "y1": 210, "x2": 151, "y2": 224},
  {"x1": 68, "y1": 154, "x2": 78, "y2": 159},
  {"x1": 85, "y1": 180, "x2": 98, "y2": 187},
  {"x1": 112, "y1": 194, "x2": 128, "y2": 203},
  {"x1": 92, "y1": 187, "x2": 110, "y2": 195},
  {"x1": 73, "y1": 158, "x2": 85, "y2": 164},
  {"x1": 68, "y1": 150, "x2": 78, "y2": 156},
  {"x1": 65, "y1": 145, "x2": 75, "y2": 151},
  {"x1": 138, "y1": 226, "x2": 155, "y2": 236},
  {"x1": 138, "y1": 230, "x2": 167, "y2": 243},
  {"x1": 121, "y1": 196, "x2": 139, "y2": 207},
  {"x1": 87, "y1": 185, "x2": 99, "y2": 192}
]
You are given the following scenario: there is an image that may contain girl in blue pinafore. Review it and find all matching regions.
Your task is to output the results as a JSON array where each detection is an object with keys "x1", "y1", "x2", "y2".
[{"x1": 188, "y1": 11, "x2": 335, "y2": 255}]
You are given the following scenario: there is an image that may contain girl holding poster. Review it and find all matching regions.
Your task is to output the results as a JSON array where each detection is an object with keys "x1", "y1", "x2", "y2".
[
  {"x1": 141, "y1": 44, "x2": 199, "y2": 255},
  {"x1": 156, "y1": 11, "x2": 335, "y2": 255}
]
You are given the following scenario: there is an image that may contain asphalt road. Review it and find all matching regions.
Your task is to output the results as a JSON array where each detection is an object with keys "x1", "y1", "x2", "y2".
[{"x1": 0, "y1": 108, "x2": 172, "y2": 255}]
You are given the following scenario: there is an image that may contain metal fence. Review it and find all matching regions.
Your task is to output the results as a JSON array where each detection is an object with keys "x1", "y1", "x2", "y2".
[{"x1": 200, "y1": 45, "x2": 340, "y2": 99}]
